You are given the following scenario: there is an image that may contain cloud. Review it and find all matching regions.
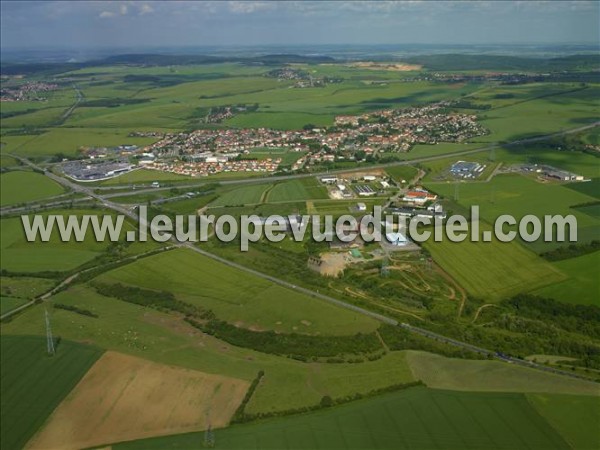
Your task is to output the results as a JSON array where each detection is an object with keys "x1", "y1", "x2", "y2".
[
  {"x1": 227, "y1": 1, "x2": 275, "y2": 14},
  {"x1": 99, "y1": 10, "x2": 116, "y2": 19},
  {"x1": 139, "y1": 4, "x2": 154, "y2": 15},
  {"x1": 120, "y1": 4, "x2": 128, "y2": 15}
]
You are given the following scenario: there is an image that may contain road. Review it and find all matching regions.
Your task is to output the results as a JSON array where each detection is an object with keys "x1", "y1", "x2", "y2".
[
  {"x1": 5, "y1": 122, "x2": 600, "y2": 384},
  {"x1": 91, "y1": 121, "x2": 599, "y2": 196},
  {"x1": 4, "y1": 121, "x2": 597, "y2": 216}
]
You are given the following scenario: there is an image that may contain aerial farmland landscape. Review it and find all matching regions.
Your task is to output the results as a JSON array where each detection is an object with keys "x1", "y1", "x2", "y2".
[{"x1": 1, "y1": 1, "x2": 599, "y2": 450}]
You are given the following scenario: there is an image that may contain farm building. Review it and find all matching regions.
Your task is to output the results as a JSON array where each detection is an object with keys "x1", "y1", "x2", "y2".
[
  {"x1": 450, "y1": 160, "x2": 485, "y2": 179},
  {"x1": 402, "y1": 189, "x2": 437, "y2": 205},
  {"x1": 320, "y1": 176, "x2": 338, "y2": 184},
  {"x1": 542, "y1": 166, "x2": 585, "y2": 181},
  {"x1": 354, "y1": 184, "x2": 376, "y2": 197}
]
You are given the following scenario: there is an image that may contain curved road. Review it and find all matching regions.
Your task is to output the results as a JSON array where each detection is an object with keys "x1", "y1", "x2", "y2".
[{"x1": 5, "y1": 123, "x2": 600, "y2": 384}]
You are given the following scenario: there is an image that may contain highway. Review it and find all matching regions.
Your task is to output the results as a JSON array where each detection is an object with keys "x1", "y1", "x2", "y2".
[
  {"x1": 87, "y1": 121, "x2": 599, "y2": 196},
  {"x1": 4, "y1": 123, "x2": 600, "y2": 384}
]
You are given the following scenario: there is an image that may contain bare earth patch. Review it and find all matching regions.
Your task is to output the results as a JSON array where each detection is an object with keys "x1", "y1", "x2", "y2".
[
  {"x1": 26, "y1": 351, "x2": 249, "y2": 450},
  {"x1": 347, "y1": 61, "x2": 423, "y2": 71}
]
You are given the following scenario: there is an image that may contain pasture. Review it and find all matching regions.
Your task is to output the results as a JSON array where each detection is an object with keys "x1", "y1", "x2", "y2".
[
  {"x1": 97, "y1": 248, "x2": 379, "y2": 335},
  {"x1": 27, "y1": 351, "x2": 249, "y2": 450},
  {"x1": 5, "y1": 127, "x2": 159, "y2": 158},
  {"x1": 0, "y1": 170, "x2": 65, "y2": 206},
  {"x1": 0, "y1": 296, "x2": 28, "y2": 315},
  {"x1": 405, "y1": 351, "x2": 600, "y2": 396},
  {"x1": 209, "y1": 183, "x2": 271, "y2": 207},
  {"x1": 427, "y1": 173, "x2": 599, "y2": 252},
  {"x1": 528, "y1": 393, "x2": 600, "y2": 450},
  {"x1": 422, "y1": 223, "x2": 565, "y2": 301},
  {"x1": 1, "y1": 215, "x2": 103, "y2": 273},
  {"x1": 1, "y1": 286, "x2": 414, "y2": 416},
  {"x1": 385, "y1": 165, "x2": 419, "y2": 183},
  {"x1": 0, "y1": 208, "x2": 147, "y2": 273},
  {"x1": 0, "y1": 335, "x2": 103, "y2": 450},
  {"x1": 115, "y1": 387, "x2": 571, "y2": 450},
  {"x1": 99, "y1": 168, "x2": 191, "y2": 185},
  {"x1": 476, "y1": 84, "x2": 599, "y2": 143},
  {"x1": 0, "y1": 276, "x2": 56, "y2": 314},
  {"x1": 534, "y1": 251, "x2": 600, "y2": 306},
  {"x1": 266, "y1": 178, "x2": 329, "y2": 202}
]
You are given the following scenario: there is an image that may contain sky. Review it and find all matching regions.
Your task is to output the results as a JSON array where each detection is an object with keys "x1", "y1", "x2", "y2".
[{"x1": 1, "y1": 1, "x2": 599, "y2": 50}]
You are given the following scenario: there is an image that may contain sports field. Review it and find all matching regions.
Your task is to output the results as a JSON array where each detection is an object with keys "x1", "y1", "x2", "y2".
[
  {"x1": 27, "y1": 351, "x2": 249, "y2": 450},
  {"x1": 0, "y1": 335, "x2": 103, "y2": 450},
  {"x1": 422, "y1": 223, "x2": 565, "y2": 301},
  {"x1": 0, "y1": 170, "x2": 65, "y2": 206},
  {"x1": 115, "y1": 387, "x2": 571, "y2": 450},
  {"x1": 97, "y1": 248, "x2": 379, "y2": 335}
]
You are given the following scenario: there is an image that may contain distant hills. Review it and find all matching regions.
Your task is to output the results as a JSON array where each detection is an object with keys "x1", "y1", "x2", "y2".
[{"x1": 1, "y1": 52, "x2": 597, "y2": 76}]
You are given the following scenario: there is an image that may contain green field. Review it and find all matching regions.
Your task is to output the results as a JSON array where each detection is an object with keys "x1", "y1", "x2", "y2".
[
  {"x1": 535, "y1": 251, "x2": 600, "y2": 306},
  {"x1": 565, "y1": 178, "x2": 600, "y2": 199},
  {"x1": 0, "y1": 276, "x2": 56, "y2": 314},
  {"x1": 210, "y1": 184, "x2": 272, "y2": 207},
  {"x1": 0, "y1": 335, "x2": 103, "y2": 450},
  {"x1": 385, "y1": 165, "x2": 419, "y2": 183},
  {"x1": 0, "y1": 285, "x2": 415, "y2": 415},
  {"x1": 528, "y1": 393, "x2": 600, "y2": 450},
  {"x1": 422, "y1": 223, "x2": 565, "y2": 301},
  {"x1": 0, "y1": 170, "x2": 65, "y2": 206},
  {"x1": 3, "y1": 127, "x2": 159, "y2": 158},
  {"x1": 0, "y1": 209, "x2": 144, "y2": 273},
  {"x1": 266, "y1": 178, "x2": 329, "y2": 202},
  {"x1": 0, "y1": 212, "x2": 106, "y2": 273},
  {"x1": 406, "y1": 351, "x2": 600, "y2": 396},
  {"x1": 115, "y1": 387, "x2": 571, "y2": 450},
  {"x1": 97, "y1": 248, "x2": 378, "y2": 335},
  {"x1": 99, "y1": 168, "x2": 191, "y2": 185},
  {"x1": 0, "y1": 296, "x2": 28, "y2": 315},
  {"x1": 427, "y1": 174, "x2": 599, "y2": 248}
]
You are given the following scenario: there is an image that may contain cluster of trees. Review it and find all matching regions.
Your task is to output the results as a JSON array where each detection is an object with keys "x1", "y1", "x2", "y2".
[
  {"x1": 540, "y1": 240, "x2": 600, "y2": 261},
  {"x1": 231, "y1": 370, "x2": 264, "y2": 423},
  {"x1": 450, "y1": 100, "x2": 492, "y2": 110},
  {"x1": 53, "y1": 303, "x2": 98, "y2": 318},
  {"x1": 93, "y1": 282, "x2": 214, "y2": 320},
  {"x1": 233, "y1": 380, "x2": 423, "y2": 424},
  {"x1": 378, "y1": 324, "x2": 484, "y2": 359},
  {"x1": 80, "y1": 98, "x2": 149, "y2": 108},
  {"x1": 185, "y1": 318, "x2": 382, "y2": 360},
  {"x1": 502, "y1": 294, "x2": 600, "y2": 339}
]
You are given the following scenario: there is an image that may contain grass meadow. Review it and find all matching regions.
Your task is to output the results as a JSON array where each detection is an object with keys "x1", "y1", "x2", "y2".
[
  {"x1": 534, "y1": 251, "x2": 600, "y2": 306},
  {"x1": 422, "y1": 221, "x2": 565, "y2": 301},
  {"x1": 97, "y1": 248, "x2": 379, "y2": 335},
  {"x1": 0, "y1": 170, "x2": 65, "y2": 206},
  {"x1": 0, "y1": 335, "x2": 103, "y2": 450},
  {"x1": 115, "y1": 387, "x2": 572, "y2": 450}
]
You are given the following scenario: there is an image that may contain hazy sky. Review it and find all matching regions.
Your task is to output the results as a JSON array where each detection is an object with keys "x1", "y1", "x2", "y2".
[{"x1": 1, "y1": 1, "x2": 599, "y2": 49}]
